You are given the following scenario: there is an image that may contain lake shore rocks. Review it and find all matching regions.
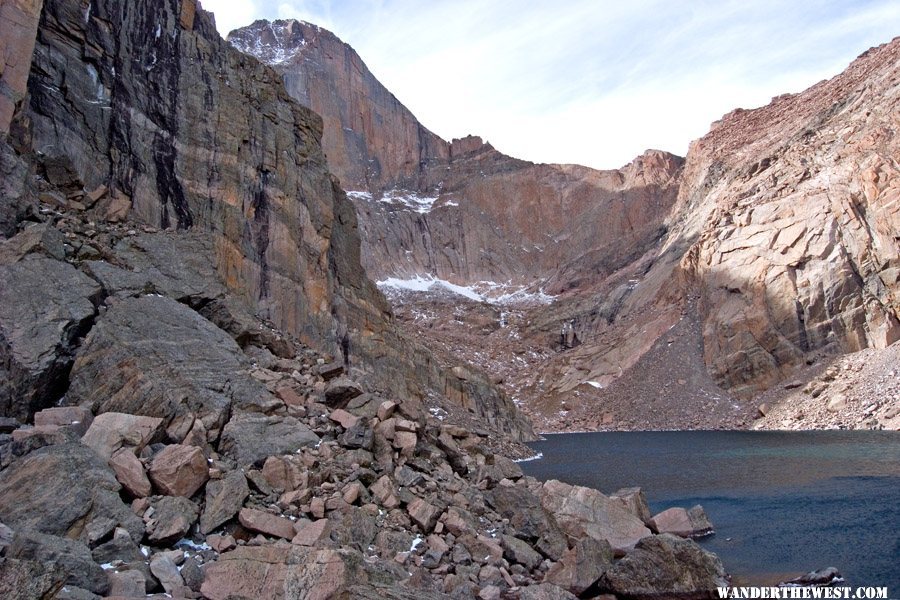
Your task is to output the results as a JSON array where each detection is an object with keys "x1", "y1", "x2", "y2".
[{"x1": 0, "y1": 327, "x2": 731, "y2": 599}]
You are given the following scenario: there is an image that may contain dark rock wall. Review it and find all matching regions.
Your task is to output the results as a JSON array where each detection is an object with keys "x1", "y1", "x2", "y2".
[{"x1": 11, "y1": 0, "x2": 532, "y2": 439}]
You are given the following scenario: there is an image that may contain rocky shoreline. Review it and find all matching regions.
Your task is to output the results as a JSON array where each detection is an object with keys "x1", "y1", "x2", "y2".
[{"x1": 0, "y1": 194, "x2": 727, "y2": 599}]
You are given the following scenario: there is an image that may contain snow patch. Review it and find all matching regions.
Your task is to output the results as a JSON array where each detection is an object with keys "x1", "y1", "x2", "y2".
[
  {"x1": 513, "y1": 452, "x2": 544, "y2": 463},
  {"x1": 378, "y1": 189, "x2": 440, "y2": 213},
  {"x1": 586, "y1": 381, "x2": 603, "y2": 389},
  {"x1": 346, "y1": 191, "x2": 373, "y2": 201},
  {"x1": 175, "y1": 538, "x2": 211, "y2": 552},
  {"x1": 377, "y1": 276, "x2": 555, "y2": 306}
]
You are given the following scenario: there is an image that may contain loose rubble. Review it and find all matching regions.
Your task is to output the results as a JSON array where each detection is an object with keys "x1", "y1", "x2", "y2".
[{"x1": 0, "y1": 205, "x2": 727, "y2": 598}]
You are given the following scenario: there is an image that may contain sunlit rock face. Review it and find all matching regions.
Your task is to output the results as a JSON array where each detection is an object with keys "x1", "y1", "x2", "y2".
[{"x1": 672, "y1": 37, "x2": 900, "y2": 395}]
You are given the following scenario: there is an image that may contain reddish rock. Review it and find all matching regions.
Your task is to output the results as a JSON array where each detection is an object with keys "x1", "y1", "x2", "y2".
[
  {"x1": 148, "y1": 444, "x2": 209, "y2": 497},
  {"x1": 392, "y1": 431, "x2": 417, "y2": 456},
  {"x1": 611, "y1": 487, "x2": 654, "y2": 527},
  {"x1": 108, "y1": 448, "x2": 152, "y2": 498},
  {"x1": 274, "y1": 385, "x2": 306, "y2": 407},
  {"x1": 328, "y1": 408, "x2": 359, "y2": 429},
  {"x1": 309, "y1": 497, "x2": 326, "y2": 519},
  {"x1": 540, "y1": 479, "x2": 650, "y2": 554},
  {"x1": 33, "y1": 406, "x2": 93, "y2": 437},
  {"x1": 407, "y1": 498, "x2": 441, "y2": 533},
  {"x1": 238, "y1": 508, "x2": 296, "y2": 540},
  {"x1": 107, "y1": 569, "x2": 146, "y2": 597},
  {"x1": 376, "y1": 400, "x2": 397, "y2": 421},
  {"x1": 0, "y1": 0, "x2": 44, "y2": 134},
  {"x1": 292, "y1": 519, "x2": 332, "y2": 547},
  {"x1": 261, "y1": 456, "x2": 305, "y2": 492},
  {"x1": 207, "y1": 534, "x2": 236, "y2": 553},
  {"x1": 652, "y1": 505, "x2": 714, "y2": 538},
  {"x1": 200, "y1": 545, "x2": 367, "y2": 600},
  {"x1": 81, "y1": 413, "x2": 163, "y2": 460},
  {"x1": 369, "y1": 476, "x2": 399, "y2": 509}
]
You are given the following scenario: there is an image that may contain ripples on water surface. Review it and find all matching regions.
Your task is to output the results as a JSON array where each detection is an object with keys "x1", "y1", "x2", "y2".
[{"x1": 522, "y1": 431, "x2": 900, "y2": 589}]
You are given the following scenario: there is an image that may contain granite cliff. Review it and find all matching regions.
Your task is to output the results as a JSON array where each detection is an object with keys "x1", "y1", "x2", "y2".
[
  {"x1": 232, "y1": 20, "x2": 899, "y2": 431},
  {"x1": 230, "y1": 20, "x2": 684, "y2": 291}
]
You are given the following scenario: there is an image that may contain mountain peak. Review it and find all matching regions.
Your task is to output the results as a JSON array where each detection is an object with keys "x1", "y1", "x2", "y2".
[{"x1": 227, "y1": 18, "x2": 335, "y2": 65}]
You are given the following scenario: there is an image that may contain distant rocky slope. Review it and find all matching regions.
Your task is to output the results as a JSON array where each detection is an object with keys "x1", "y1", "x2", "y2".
[{"x1": 232, "y1": 21, "x2": 899, "y2": 430}]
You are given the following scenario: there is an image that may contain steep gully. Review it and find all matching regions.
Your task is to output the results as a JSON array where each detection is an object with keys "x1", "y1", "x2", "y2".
[{"x1": 231, "y1": 20, "x2": 900, "y2": 432}]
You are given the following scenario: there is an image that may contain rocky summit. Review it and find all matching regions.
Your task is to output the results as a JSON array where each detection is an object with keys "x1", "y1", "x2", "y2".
[{"x1": 232, "y1": 19, "x2": 899, "y2": 433}]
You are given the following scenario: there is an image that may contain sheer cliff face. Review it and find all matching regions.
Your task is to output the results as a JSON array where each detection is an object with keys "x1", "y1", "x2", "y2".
[
  {"x1": 0, "y1": 0, "x2": 44, "y2": 135},
  {"x1": 229, "y1": 19, "x2": 450, "y2": 192},
  {"x1": 532, "y1": 38, "x2": 900, "y2": 406},
  {"x1": 672, "y1": 38, "x2": 900, "y2": 395},
  {"x1": 28, "y1": 0, "x2": 360, "y2": 346},
  {"x1": 19, "y1": 0, "x2": 532, "y2": 439},
  {"x1": 228, "y1": 16, "x2": 899, "y2": 413},
  {"x1": 230, "y1": 19, "x2": 684, "y2": 290}
]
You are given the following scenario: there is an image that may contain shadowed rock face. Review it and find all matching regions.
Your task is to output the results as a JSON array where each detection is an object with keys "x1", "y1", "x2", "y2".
[
  {"x1": 0, "y1": 0, "x2": 44, "y2": 135},
  {"x1": 18, "y1": 0, "x2": 532, "y2": 440}
]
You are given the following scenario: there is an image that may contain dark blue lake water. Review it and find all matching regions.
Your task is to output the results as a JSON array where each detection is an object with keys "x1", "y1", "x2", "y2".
[{"x1": 521, "y1": 431, "x2": 900, "y2": 589}]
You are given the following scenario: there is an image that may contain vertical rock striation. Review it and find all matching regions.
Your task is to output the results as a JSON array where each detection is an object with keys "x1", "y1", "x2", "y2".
[
  {"x1": 228, "y1": 19, "x2": 450, "y2": 193},
  {"x1": 230, "y1": 19, "x2": 684, "y2": 290}
]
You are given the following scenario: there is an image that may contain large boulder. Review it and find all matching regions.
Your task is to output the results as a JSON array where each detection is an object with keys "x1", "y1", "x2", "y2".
[
  {"x1": 540, "y1": 479, "x2": 651, "y2": 554},
  {"x1": 0, "y1": 442, "x2": 143, "y2": 543},
  {"x1": 81, "y1": 412, "x2": 164, "y2": 460},
  {"x1": 200, "y1": 470, "x2": 250, "y2": 534},
  {"x1": 200, "y1": 545, "x2": 369, "y2": 600},
  {"x1": 220, "y1": 412, "x2": 319, "y2": 467},
  {"x1": 0, "y1": 258, "x2": 101, "y2": 420},
  {"x1": 598, "y1": 534, "x2": 729, "y2": 600},
  {"x1": 145, "y1": 496, "x2": 199, "y2": 546},
  {"x1": 66, "y1": 295, "x2": 273, "y2": 441},
  {"x1": 544, "y1": 537, "x2": 613, "y2": 596},
  {"x1": 652, "y1": 505, "x2": 714, "y2": 538},
  {"x1": 488, "y1": 484, "x2": 568, "y2": 560},
  {"x1": 0, "y1": 223, "x2": 66, "y2": 264},
  {"x1": 147, "y1": 444, "x2": 209, "y2": 497},
  {"x1": 0, "y1": 557, "x2": 65, "y2": 600},
  {"x1": 6, "y1": 530, "x2": 108, "y2": 595}
]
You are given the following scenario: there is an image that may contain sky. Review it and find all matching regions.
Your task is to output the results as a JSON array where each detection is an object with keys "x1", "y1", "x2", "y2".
[{"x1": 201, "y1": 0, "x2": 900, "y2": 170}]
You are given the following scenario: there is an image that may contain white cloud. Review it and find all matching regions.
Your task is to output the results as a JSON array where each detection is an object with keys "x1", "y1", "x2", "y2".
[{"x1": 201, "y1": 0, "x2": 261, "y2": 36}]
